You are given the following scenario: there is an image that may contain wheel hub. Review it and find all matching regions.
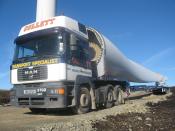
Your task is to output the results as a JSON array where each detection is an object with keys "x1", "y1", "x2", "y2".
[{"x1": 80, "y1": 94, "x2": 89, "y2": 107}]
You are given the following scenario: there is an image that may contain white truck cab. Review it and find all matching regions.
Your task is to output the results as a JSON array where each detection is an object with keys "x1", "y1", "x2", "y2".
[{"x1": 11, "y1": 16, "x2": 92, "y2": 85}]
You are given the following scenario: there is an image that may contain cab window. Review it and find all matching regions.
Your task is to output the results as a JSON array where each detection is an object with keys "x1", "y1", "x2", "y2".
[{"x1": 67, "y1": 34, "x2": 91, "y2": 69}]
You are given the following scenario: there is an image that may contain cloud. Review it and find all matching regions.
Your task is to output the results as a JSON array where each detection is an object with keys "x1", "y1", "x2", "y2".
[
  {"x1": 164, "y1": 67, "x2": 175, "y2": 71},
  {"x1": 142, "y1": 47, "x2": 174, "y2": 66}
]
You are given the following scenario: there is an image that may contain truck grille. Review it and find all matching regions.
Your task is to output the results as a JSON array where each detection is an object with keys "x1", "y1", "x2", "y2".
[
  {"x1": 18, "y1": 66, "x2": 48, "y2": 81},
  {"x1": 18, "y1": 98, "x2": 44, "y2": 105},
  {"x1": 18, "y1": 98, "x2": 29, "y2": 105}
]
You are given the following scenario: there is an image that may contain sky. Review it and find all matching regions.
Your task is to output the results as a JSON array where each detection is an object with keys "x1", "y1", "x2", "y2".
[{"x1": 0, "y1": 0, "x2": 175, "y2": 89}]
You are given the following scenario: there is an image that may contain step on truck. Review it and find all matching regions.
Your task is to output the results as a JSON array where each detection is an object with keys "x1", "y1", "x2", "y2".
[{"x1": 10, "y1": 0, "x2": 166, "y2": 114}]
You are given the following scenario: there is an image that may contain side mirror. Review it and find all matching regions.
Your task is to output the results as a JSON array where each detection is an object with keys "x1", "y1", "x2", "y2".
[
  {"x1": 70, "y1": 34, "x2": 78, "y2": 51},
  {"x1": 70, "y1": 34, "x2": 77, "y2": 45},
  {"x1": 59, "y1": 42, "x2": 64, "y2": 53},
  {"x1": 70, "y1": 45, "x2": 78, "y2": 51},
  {"x1": 57, "y1": 34, "x2": 65, "y2": 54}
]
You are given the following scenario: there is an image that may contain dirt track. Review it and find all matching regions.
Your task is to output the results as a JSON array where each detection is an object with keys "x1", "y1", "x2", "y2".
[
  {"x1": 93, "y1": 88, "x2": 175, "y2": 131},
  {"x1": 0, "y1": 90, "x2": 173, "y2": 131}
]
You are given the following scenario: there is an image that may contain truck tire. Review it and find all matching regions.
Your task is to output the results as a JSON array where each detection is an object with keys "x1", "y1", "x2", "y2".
[
  {"x1": 29, "y1": 108, "x2": 46, "y2": 114},
  {"x1": 114, "y1": 86, "x2": 125, "y2": 105},
  {"x1": 73, "y1": 87, "x2": 91, "y2": 114},
  {"x1": 105, "y1": 88, "x2": 114, "y2": 108}
]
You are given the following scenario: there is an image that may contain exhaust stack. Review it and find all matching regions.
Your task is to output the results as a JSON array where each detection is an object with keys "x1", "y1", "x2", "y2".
[{"x1": 36, "y1": 0, "x2": 56, "y2": 21}]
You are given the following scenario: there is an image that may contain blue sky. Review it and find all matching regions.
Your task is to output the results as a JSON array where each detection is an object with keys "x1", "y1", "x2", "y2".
[{"x1": 0, "y1": 0, "x2": 175, "y2": 89}]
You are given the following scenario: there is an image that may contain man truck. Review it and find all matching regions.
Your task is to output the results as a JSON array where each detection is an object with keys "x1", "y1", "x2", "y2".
[{"x1": 10, "y1": 0, "x2": 166, "y2": 114}]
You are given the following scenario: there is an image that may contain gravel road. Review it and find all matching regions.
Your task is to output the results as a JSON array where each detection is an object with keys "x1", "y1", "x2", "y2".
[
  {"x1": 0, "y1": 91, "x2": 172, "y2": 131},
  {"x1": 93, "y1": 88, "x2": 175, "y2": 131}
]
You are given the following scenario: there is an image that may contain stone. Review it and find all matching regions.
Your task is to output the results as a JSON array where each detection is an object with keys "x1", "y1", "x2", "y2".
[
  {"x1": 145, "y1": 117, "x2": 152, "y2": 121},
  {"x1": 146, "y1": 124, "x2": 152, "y2": 127}
]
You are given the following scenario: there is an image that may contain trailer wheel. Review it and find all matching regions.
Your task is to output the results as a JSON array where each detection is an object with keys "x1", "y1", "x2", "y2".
[
  {"x1": 29, "y1": 108, "x2": 46, "y2": 114},
  {"x1": 74, "y1": 87, "x2": 91, "y2": 114},
  {"x1": 114, "y1": 87, "x2": 125, "y2": 105},
  {"x1": 105, "y1": 88, "x2": 114, "y2": 108}
]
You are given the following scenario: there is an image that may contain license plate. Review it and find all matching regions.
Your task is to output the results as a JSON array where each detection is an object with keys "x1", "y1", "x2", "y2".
[
  {"x1": 24, "y1": 90, "x2": 36, "y2": 95},
  {"x1": 24, "y1": 88, "x2": 46, "y2": 95}
]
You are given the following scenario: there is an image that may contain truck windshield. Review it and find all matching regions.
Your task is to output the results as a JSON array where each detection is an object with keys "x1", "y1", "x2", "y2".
[{"x1": 13, "y1": 34, "x2": 65, "y2": 61}]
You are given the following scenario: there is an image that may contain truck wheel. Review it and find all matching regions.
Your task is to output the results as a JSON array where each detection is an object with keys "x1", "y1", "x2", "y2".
[
  {"x1": 29, "y1": 108, "x2": 46, "y2": 114},
  {"x1": 74, "y1": 87, "x2": 91, "y2": 114},
  {"x1": 114, "y1": 87, "x2": 125, "y2": 105},
  {"x1": 105, "y1": 88, "x2": 114, "y2": 108}
]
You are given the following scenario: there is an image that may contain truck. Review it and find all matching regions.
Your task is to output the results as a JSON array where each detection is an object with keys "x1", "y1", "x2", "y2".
[{"x1": 10, "y1": 0, "x2": 166, "y2": 114}]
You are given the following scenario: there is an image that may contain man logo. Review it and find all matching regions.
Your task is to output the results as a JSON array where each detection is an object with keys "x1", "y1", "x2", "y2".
[
  {"x1": 29, "y1": 75, "x2": 34, "y2": 79},
  {"x1": 24, "y1": 69, "x2": 38, "y2": 75}
]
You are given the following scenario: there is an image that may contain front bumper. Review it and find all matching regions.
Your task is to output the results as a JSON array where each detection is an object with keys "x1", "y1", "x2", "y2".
[{"x1": 10, "y1": 82, "x2": 71, "y2": 108}]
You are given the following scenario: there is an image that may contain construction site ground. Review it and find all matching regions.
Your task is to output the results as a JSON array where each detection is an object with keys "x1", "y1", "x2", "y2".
[{"x1": 0, "y1": 88, "x2": 174, "y2": 131}]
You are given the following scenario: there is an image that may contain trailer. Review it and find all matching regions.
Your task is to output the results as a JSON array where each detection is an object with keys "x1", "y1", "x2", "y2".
[{"x1": 10, "y1": 0, "x2": 166, "y2": 114}]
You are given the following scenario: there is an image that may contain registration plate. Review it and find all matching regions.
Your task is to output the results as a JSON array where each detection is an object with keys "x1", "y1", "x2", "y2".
[
  {"x1": 24, "y1": 90, "x2": 36, "y2": 95},
  {"x1": 24, "y1": 88, "x2": 46, "y2": 95}
]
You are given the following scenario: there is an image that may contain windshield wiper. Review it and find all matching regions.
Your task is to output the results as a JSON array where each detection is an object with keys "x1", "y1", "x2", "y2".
[
  {"x1": 15, "y1": 58, "x2": 26, "y2": 62},
  {"x1": 14, "y1": 56, "x2": 38, "y2": 63},
  {"x1": 13, "y1": 54, "x2": 60, "y2": 63},
  {"x1": 38, "y1": 54, "x2": 60, "y2": 58}
]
